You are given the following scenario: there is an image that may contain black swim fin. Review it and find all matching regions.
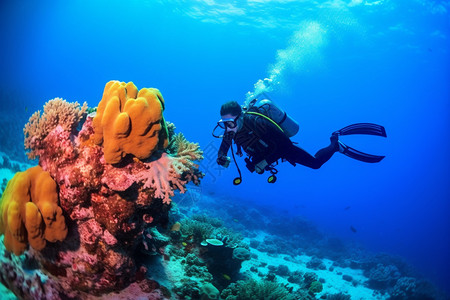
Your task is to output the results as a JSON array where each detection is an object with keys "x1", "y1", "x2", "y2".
[
  {"x1": 333, "y1": 123, "x2": 387, "y2": 137},
  {"x1": 338, "y1": 141, "x2": 385, "y2": 163},
  {"x1": 334, "y1": 123, "x2": 387, "y2": 163}
]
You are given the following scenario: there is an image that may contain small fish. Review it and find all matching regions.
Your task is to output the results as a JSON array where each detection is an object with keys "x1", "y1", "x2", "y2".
[
  {"x1": 344, "y1": 206, "x2": 351, "y2": 210},
  {"x1": 350, "y1": 226, "x2": 357, "y2": 233},
  {"x1": 223, "y1": 274, "x2": 231, "y2": 280},
  {"x1": 182, "y1": 242, "x2": 187, "y2": 247},
  {"x1": 233, "y1": 219, "x2": 239, "y2": 223},
  {"x1": 25, "y1": 106, "x2": 28, "y2": 112}
]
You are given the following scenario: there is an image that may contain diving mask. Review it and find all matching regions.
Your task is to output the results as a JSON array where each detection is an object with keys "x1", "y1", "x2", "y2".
[
  {"x1": 217, "y1": 112, "x2": 241, "y2": 129},
  {"x1": 217, "y1": 118, "x2": 238, "y2": 129},
  {"x1": 212, "y1": 113, "x2": 241, "y2": 138}
]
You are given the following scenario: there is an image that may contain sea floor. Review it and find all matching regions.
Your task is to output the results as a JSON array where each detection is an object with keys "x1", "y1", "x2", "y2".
[{"x1": 241, "y1": 231, "x2": 386, "y2": 299}]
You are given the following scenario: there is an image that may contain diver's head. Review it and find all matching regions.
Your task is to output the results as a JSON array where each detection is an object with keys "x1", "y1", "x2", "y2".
[
  {"x1": 219, "y1": 101, "x2": 243, "y2": 133},
  {"x1": 220, "y1": 101, "x2": 242, "y2": 116}
]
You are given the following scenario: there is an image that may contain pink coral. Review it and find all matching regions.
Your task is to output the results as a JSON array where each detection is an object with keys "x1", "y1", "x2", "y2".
[
  {"x1": 101, "y1": 164, "x2": 135, "y2": 191},
  {"x1": 134, "y1": 153, "x2": 176, "y2": 204},
  {"x1": 78, "y1": 219, "x2": 104, "y2": 245},
  {"x1": 133, "y1": 132, "x2": 204, "y2": 205},
  {"x1": 134, "y1": 151, "x2": 203, "y2": 205}
]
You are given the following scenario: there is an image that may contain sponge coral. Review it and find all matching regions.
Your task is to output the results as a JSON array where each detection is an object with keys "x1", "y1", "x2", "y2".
[
  {"x1": 93, "y1": 80, "x2": 169, "y2": 164},
  {"x1": 0, "y1": 166, "x2": 67, "y2": 255}
]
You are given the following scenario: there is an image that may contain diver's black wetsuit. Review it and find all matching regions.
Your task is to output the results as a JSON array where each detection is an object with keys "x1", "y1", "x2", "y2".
[{"x1": 218, "y1": 112, "x2": 337, "y2": 170}]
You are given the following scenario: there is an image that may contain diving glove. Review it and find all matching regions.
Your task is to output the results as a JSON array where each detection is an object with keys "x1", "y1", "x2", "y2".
[{"x1": 217, "y1": 156, "x2": 231, "y2": 168}]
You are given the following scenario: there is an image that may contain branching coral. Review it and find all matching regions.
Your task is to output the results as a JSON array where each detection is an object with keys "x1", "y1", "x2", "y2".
[
  {"x1": 135, "y1": 152, "x2": 202, "y2": 205},
  {"x1": 24, "y1": 98, "x2": 87, "y2": 159},
  {"x1": 133, "y1": 131, "x2": 203, "y2": 205},
  {"x1": 179, "y1": 217, "x2": 216, "y2": 243},
  {"x1": 168, "y1": 132, "x2": 202, "y2": 159},
  {"x1": 0, "y1": 166, "x2": 67, "y2": 255},
  {"x1": 179, "y1": 215, "x2": 243, "y2": 246}
]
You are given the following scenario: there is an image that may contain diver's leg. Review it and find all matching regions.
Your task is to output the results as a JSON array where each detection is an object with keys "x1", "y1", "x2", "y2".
[{"x1": 286, "y1": 136, "x2": 338, "y2": 169}]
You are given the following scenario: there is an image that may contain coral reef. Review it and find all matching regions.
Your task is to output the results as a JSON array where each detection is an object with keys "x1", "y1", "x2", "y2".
[
  {"x1": 309, "y1": 280, "x2": 324, "y2": 294},
  {"x1": 24, "y1": 97, "x2": 87, "y2": 159},
  {"x1": 93, "y1": 80, "x2": 169, "y2": 164},
  {"x1": 200, "y1": 282, "x2": 220, "y2": 300},
  {"x1": 307, "y1": 257, "x2": 327, "y2": 270},
  {"x1": 220, "y1": 279, "x2": 299, "y2": 300},
  {"x1": 366, "y1": 263, "x2": 401, "y2": 290},
  {"x1": 179, "y1": 215, "x2": 243, "y2": 246},
  {"x1": 0, "y1": 166, "x2": 67, "y2": 255},
  {"x1": 0, "y1": 238, "x2": 62, "y2": 300},
  {"x1": 388, "y1": 277, "x2": 444, "y2": 300},
  {"x1": 326, "y1": 293, "x2": 351, "y2": 300},
  {"x1": 0, "y1": 81, "x2": 203, "y2": 299},
  {"x1": 199, "y1": 239, "x2": 249, "y2": 289}
]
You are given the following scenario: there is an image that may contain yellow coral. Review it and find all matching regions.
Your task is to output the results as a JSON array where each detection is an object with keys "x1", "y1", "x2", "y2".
[
  {"x1": 0, "y1": 166, "x2": 67, "y2": 255},
  {"x1": 93, "y1": 81, "x2": 168, "y2": 164}
]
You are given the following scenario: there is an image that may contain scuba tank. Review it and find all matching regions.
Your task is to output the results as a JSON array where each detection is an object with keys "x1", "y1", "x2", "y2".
[{"x1": 246, "y1": 97, "x2": 299, "y2": 137}]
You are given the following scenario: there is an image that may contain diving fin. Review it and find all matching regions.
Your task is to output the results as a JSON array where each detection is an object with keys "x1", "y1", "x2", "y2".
[
  {"x1": 333, "y1": 123, "x2": 387, "y2": 137},
  {"x1": 338, "y1": 141, "x2": 385, "y2": 163},
  {"x1": 334, "y1": 123, "x2": 387, "y2": 163}
]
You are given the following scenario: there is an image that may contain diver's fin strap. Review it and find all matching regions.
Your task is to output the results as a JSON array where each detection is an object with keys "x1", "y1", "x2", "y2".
[
  {"x1": 334, "y1": 123, "x2": 387, "y2": 137},
  {"x1": 245, "y1": 111, "x2": 284, "y2": 134},
  {"x1": 338, "y1": 141, "x2": 385, "y2": 163}
]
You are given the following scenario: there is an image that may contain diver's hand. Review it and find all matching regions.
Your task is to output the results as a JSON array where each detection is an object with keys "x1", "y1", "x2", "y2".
[
  {"x1": 217, "y1": 156, "x2": 231, "y2": 168},
  {"x1": 255, "y1": 160, "x2": 268, "y2": 174}
]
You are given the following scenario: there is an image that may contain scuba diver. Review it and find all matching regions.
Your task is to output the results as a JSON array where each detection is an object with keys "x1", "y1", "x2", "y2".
[{"x1": 212, "y1": 99, "x2": 387, "y2": 185}]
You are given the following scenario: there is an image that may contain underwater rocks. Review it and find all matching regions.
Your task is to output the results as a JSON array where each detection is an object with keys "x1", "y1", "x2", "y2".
[
  {"x1": 367, "y1": 263, "x2": 401, "y2": 290},
  {"x1": 164, "y1": 214, "x2": 251, "y2": 298},
  {"x1": 306, "y1": 257, "x2": 327, "y2": 270},
  {"x1": 0, "y1": 244, "x2": 60, "y2": 300}
]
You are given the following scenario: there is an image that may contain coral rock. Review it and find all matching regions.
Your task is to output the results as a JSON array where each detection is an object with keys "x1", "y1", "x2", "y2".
[
  {"x1": 0, "y1": 166, "x2": 67, "y2": 255},
  {"x1": 93, "y1": 80, "x2": 169, "y2": 164}
]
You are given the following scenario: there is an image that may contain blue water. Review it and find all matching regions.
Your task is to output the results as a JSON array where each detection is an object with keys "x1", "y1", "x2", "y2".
[{"x1": 1, "y1": 0, "x2": 449, "y2": 295}]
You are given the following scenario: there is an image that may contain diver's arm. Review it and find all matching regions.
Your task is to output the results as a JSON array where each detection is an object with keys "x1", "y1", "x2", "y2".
[{"x1": 217, "y1": 133, "x2": 233, "y2": 166}]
